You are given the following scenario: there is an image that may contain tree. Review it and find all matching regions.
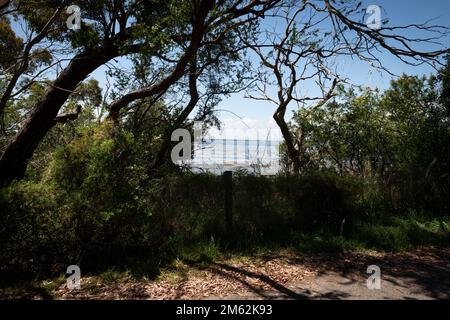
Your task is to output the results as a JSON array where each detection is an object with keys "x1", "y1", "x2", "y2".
[
  {"x1": 0, "y1": 0, "x2": 279, "y2": 186},
  {"x1": 243, "y1": 0, "x2": 449, "y2": 173},
  {"x1": 289, "y1": 59, "x2": 450, "y2": 180},
  {"x1": 290, "y1": 87, "x2": 390, "y2": 176},
  {"x1": 381, "y1": 63, "x2": 450, "y2": 178}
]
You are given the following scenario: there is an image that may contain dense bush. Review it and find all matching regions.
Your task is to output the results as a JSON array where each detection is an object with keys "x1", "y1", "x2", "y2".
[
  {"x1": 0, "y1": 181, "x2": 73, "y2": 280},
  {"x1": 2, "y1": 169, "x2": 448, "y2": 283},
  {"x1": 0, "y1": 124, "x2": 176, "y2": 282},
  {"x1": 1, "y1": 122, "x2": 449, "y2": 283}
]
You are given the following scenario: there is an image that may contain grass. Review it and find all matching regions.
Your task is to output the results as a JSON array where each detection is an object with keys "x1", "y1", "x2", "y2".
[
  {"x1": 0, "y1": 274, "x2": 66, "y2": 299},
  {"x1": 178, "y1": 237, "x2": 223, "y2": 263},
  {"x1": 174, "y1": 215, "x2": 450, "y2": 258},
  {"x1": 1, "y1": 214, "x2": 449, "y2": 298},
  {"x1": 350, "y1": 215, "x2": 450, "y2": 251},
  {"x1": 293, "y1": 234, "x2": 367, "y2": 253},
  {"x1": 98, "y1": 268, "x2": 128, "y2": 284}
]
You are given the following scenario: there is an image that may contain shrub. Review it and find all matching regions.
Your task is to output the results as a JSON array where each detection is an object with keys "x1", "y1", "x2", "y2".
[{"x1": 1, "y1": 124, "x2": 449, "y2": 282}]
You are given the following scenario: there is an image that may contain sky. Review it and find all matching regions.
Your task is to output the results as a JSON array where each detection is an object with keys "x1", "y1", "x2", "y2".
[
  {"x1": 9, "y1": 0, "x2": 450, "y2": 140},
  {"x1": 213, "y1": 0, "x2": 450, "y2": 140}
]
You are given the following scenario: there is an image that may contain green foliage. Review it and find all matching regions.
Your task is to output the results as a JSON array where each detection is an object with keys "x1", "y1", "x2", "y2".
[
  {"x1": 0, "y1": 123, "x2": 174, "y2": 282},
  {"x1": 352, "y1": 215, "x2": 450, "y2": 251},
  {"x1": 0, "y1": 180, "x2": 76, "y2": 280},
  {"x1": 231, "y1": 173, "x2": 355, "y2": 246},
  {"x1": 2, "y1": 57, "x2": 450, "y2": 285},
  {"x1": 0, "y1": 17, "x2": 23, "y2": 70},
  {"x1": 290, "y1": 61, "x2": 450, "y2": 180},
  {"x1": 1, "y1": 164, "x2": 449, "y2": 282}
]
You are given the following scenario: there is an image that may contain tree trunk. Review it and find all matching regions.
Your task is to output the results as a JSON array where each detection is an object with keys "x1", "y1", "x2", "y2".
[
  {"x1": 0, "y1": 48, "x2": 119, "y2": 186},
  {"x1": 273, "y1": 106, "x2": 301, "y2": 174},
  {"x1": 148, "y1": 62, "x2": 200, "y2": 177}
]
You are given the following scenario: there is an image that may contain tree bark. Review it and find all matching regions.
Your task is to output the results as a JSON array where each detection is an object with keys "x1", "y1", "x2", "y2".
[
  {"x1": 273, "y1": 104, "x2": 301, "y2": 174},
  {"x1": 149, "y1": 60, "x2": 200, "y2": 176},
  {"x1": 0, "y1": 46, "x2": 121, "y2": 186}
]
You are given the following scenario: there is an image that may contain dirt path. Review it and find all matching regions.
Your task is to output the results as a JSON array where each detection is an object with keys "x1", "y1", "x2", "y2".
[
  {"x1": 209, "y1": 248, "x2": 450, "y2": 300},
  {"x1": 2, "y1": 248, "x2": 449, "y2": 300},
  {"x1": 217, "y1": 271, "x2": 437, "y2": 300}
]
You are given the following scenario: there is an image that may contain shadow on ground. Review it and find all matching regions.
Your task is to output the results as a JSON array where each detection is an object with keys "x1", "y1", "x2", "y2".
[
  {"x1": 191, "y1": 248, "x2": 450, "y2": 300},
  {"x1": 2, "y1": 248, "x2": 449, "y2": 300}
]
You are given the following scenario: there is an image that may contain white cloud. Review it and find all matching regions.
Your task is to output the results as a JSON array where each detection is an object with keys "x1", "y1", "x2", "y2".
[{"x1": 206, "y1": 116, "x2": 282, "y2": 141}]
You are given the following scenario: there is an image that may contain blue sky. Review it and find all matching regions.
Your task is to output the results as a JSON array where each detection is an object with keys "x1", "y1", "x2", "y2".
[
  {"x1": 213, "y1": 0, "x2": 450, "y2": 139},
  {"x1": 9, "y1": 1, "x2": 450, "y2": 139}
]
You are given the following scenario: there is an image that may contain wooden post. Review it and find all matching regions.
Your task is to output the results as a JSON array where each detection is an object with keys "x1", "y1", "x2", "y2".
[{"x1": 223, "y1": 170, "x2": 233, "y2": 237}]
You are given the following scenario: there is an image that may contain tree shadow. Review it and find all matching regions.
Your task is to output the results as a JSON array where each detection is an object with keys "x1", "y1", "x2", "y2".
[
  {"x1": 272, "y1": 248, "x2": 450, "y2": 300},
  {"x1": 188, "y1": 260, "x2": 352, "y2": 300}
]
